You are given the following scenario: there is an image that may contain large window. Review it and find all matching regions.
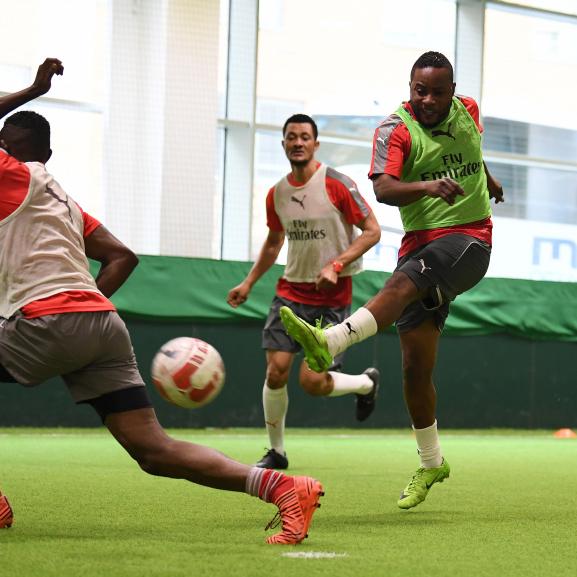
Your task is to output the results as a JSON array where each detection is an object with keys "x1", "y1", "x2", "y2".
[
  {"x1": 497, "y1": 0, "x2": 577, "y2": 15},
  {"x1": 0, "y1": 0, "x2": 108, "y2": 219},
  {"x1": 4, "y1": 0, "x2": 577, "y2": 281},
  {"x1": 483, "y1": 3, "x2": 577, "y2": 281},
  {"x1": 252, "y1": 0, "x2": 456, "y2": 265}
]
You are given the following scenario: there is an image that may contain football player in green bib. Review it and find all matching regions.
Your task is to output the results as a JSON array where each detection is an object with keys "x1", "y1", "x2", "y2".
[{"x1": 280, "y1": 51, "x2": 504, "y2": 510}]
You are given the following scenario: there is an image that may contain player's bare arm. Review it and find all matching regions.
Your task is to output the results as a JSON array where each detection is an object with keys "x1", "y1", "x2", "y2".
[
  {"x1": 373, "y1": 173, "x2": 465, "y2": 207},
  {"x1": 484, "y1": 162, "x2": 504, "y2": 204},
  {"x1": 0, "y1": 58, "x2": 64, "y2": 120},
  {"x1": 315, "y1": 211, "x2": 381, "y2": 291},
  {"x1": 227, "y1": 229, "x2": 285, "y2": 307},
  {"x1": 84, "y1": 224, "x2": 139, "y2": 297}
]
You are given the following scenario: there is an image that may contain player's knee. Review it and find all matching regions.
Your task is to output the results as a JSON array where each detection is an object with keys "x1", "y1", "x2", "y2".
[
  {"x1": 136, "y1": 453, "x2": 162, "y2": 476},
  {"x1": 383, "y1": 272, "x2": 421, "y2": 309},
  {"x1": 386, "y1": 272, "x2": 418, "y2": 296},
  {"x1": 266, "y1": 366, "x2": 290, "y2": 387},
  {"x1": 122, "y1": 437, "x2": 174, "y2": 477},
  {"x1": 134, "y1": 445, "x2": 172, "y2": 477}
]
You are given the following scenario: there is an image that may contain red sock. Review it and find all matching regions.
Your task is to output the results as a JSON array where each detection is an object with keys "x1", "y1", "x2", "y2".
[{"x1": 259, "y1": 470, "x2": 294, "y2": 503}]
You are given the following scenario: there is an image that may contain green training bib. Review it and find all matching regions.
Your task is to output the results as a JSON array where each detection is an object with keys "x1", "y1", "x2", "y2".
[{"x1": 396, "y1": 97, "x2": 491, "y2": 231}]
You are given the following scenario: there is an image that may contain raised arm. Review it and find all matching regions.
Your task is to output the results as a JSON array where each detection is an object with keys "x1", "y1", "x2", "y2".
[
  {"x1": 84, "y1": 225, "x2": 139, "y2": 298},
  {"x1": 0, "y1": 58, "x2": 64, "y2": 120}
]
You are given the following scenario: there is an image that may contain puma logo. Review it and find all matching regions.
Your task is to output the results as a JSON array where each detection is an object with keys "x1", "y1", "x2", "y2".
[
  {"x1": 45, "y1": 185, "x2": 72, "y2": 220},
  {"x1": 346, "y1": 322, "x2": 357, "y2": 335},
  {"x1": 419, "y1": 259, "x2": 431, "y2": 274},
  {"x1": 265, "y1": 420, "x2": 279, "y2": 428},
  {"x1": 291, "y1": 194, "x2": 306, "y2": 209},
  {"x1": 431, "y1": 123, "x2": 455, "y2": 140}
]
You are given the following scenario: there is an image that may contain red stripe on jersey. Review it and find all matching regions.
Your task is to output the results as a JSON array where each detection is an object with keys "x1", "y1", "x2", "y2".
[
  {"x1": 398, "y1": 217, "x2": 492, "y2": 258},
  {"x1": 325, "y1": 169, "x2": 370, "y2": 225},
  {"x1": 458, "y1": 95, "x2": 483, "y2": 132},
  {"x1": 78, "y1": 205, "x2": 102, "y2": 237},
  {"x1": 0, "y1": 152, "x2": 31, "y2": 219},
  {"x1": 369, "y1": 122, "x2": 409, "y2": 180},
  {"x1": 21, "y1": 291, "x2": 115, "y2": 319},
  {"x1": 276, "y1": 276, "x2": 353, "y2": 307},
  {"x1": 266, "y1": 186, "x2": 283, "y2": 231}
]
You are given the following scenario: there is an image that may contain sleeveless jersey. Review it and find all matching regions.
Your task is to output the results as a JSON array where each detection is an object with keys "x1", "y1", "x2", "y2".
[
  {"x1": 0, "y1": 158, "x2": 103, "y2": 318},
  {"x1": 396, "y1": 96, "x2": 491, "y2": 231},
  {"x1": 272, "y1": 164, "x2": 363, "y2": 283}
]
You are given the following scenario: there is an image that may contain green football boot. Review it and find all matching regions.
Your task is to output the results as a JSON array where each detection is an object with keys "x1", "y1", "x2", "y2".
[
  {"x1": 397, "y1": 459, "x2": 450, "y2": 510},
  {"x1": 279, "y1": 306, "x2": 333, "y2": 373}
]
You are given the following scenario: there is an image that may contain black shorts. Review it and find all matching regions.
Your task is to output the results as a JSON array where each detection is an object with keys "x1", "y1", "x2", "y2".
[
  {"x1": 262, "y1": 296, "x2": 350, "y2": 371},
  {"x1": 395, "y1": 234, "x2": 491, "y2": 333}
]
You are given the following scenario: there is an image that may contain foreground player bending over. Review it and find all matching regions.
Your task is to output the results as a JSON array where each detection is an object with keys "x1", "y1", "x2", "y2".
[
  {"x1": 280, "y1": 52, "x2": 504, "y2": 510},
  {"x1": 0, "y1": 59, "x2": 323, "y2": 543}
]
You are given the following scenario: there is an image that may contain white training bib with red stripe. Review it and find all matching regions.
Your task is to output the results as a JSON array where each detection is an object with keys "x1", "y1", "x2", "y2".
[
  {"x1": 0, "y1": 154, "x2": 101, "y2": 318},
  {"x1": 273, "y1": 164, "x2": 362, "y2": 283}
]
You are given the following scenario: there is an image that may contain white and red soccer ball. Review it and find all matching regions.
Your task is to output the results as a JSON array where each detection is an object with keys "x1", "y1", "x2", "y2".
[{"x1": 151, "y1": 337, "x2": 225, "y2": 408}]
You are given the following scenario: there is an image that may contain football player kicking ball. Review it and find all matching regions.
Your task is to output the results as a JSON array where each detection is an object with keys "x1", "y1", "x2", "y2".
[
  {"x1": 0, "y1": 59, "x2": 323, "y2": 544},
  {"x1": 280, "y1": 52, "x2": 504, "y2": 510}
]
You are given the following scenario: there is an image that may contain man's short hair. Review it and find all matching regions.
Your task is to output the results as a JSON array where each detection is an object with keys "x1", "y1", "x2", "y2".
[
  {"x1": 282, "y1": 114, "x2": 318, "y2": 140},
  {"x1": 410, "y1": 51, "x2": 454, "y2": 82},
  {"x1": 4, "y1": 110, "x2": 51, "y2": 153}
]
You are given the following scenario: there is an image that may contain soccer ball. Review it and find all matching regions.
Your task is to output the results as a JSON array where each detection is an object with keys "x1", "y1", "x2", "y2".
[{"x1": 151, "y1": 337, "x2": 225, "y2": 408}]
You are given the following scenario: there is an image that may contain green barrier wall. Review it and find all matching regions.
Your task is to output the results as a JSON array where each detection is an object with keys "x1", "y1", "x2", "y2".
[
  {"x1": 110, "y1": 256, "x2": 577, "y2": 341},
  {"x1": 1, "y1": 257, "x2": 576, "y2": 429}
]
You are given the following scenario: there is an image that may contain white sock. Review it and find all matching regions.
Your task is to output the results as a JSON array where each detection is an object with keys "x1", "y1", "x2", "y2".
[
  {"x1": 327, "y1": 371, "x2": 373, "y2": 397},
  {"x1": 325, "y1": 307, "x2": 378, "y2": 357},
  {"x1": 262, "y1": 382, "x2": 288, "y2": 455},
  {"x1": 413, "y1": 420, "x2": 443, "y2": 468}
]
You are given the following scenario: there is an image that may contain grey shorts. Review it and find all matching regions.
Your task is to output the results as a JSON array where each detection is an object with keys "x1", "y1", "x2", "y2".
[
  {"x1": 0, "y1": 311, "x2": 145, "y2": 403},
  {"x1": 395, "y1": 234, "x2": 491, "y2": 332},
  {"x1": 263, "y1": 296, "x2": 349, "y2": 371}
]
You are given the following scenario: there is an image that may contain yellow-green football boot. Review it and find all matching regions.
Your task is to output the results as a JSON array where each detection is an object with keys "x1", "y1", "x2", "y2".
[
  {"x1": 279, "y1": 306, "x2": 333, "y2": 373},
  {"x1": 397, "y1": 459, "x2": 450, "y2": 509}
]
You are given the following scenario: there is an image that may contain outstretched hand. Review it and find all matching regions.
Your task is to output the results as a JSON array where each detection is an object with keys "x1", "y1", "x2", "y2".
[{"x1": 31, "y1": 58, "x2": 64, "y2": 96}]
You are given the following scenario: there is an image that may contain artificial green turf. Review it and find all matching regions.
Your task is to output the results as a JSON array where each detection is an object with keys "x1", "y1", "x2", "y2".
[{"x1": 1, "y1": 429, "x2": 576, "y2": 577}]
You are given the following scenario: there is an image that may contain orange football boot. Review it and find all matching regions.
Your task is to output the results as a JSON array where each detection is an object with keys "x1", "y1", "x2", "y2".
[
  {"x1": 0, "y1": 493, "x2": 14, "y2": 529},
  {"x1": 265, "y1": 476, "x2": 324, "y2": 544}
]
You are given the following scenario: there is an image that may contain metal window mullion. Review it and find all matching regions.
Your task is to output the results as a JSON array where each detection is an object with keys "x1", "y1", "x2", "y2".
[{"x1": 220, "y1": 0, "x2": 258, "y2": 261}]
